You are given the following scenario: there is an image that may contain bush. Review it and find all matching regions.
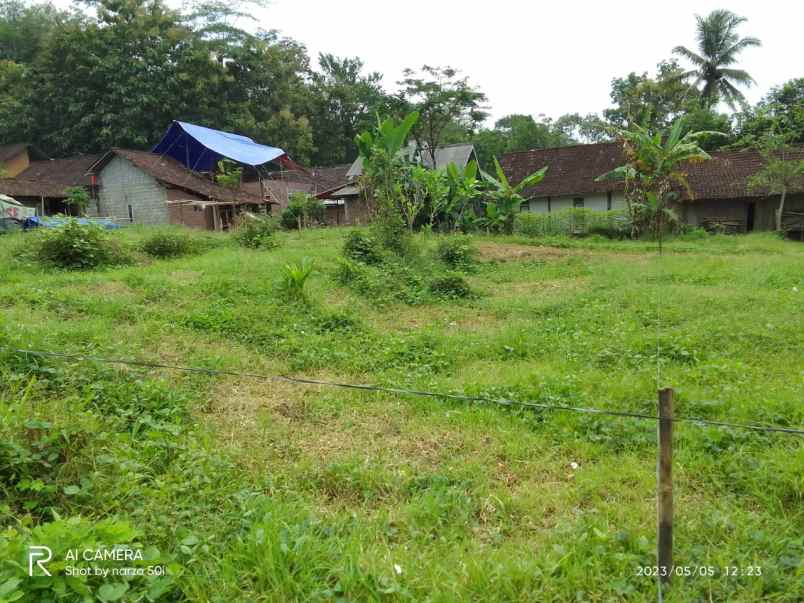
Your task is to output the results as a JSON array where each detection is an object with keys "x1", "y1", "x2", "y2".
[
  {"x1": 139, "y1": 231, "x2": 199, "y2": 258},
  {"x1": 436, "y1": 236, "x2": 476, "y2": 270},
  {"x1": 514, "y1": 209, "x2": 631, "y2": 239},
  {"x1": 280, "y1": 193, "x2": 325, "y2": 230},
  {"x1": 343, "y1": 230, "x2": 383, "y2": 265},
  {"x1": 30, "y1": 219, "x2": 133, "y2": 269},
  {"x1": 429, "y1": 274, "x2": 473, "y2": 299},
  {"x1": 235, "y1": 215, "x2": 279, "y2": 249}
]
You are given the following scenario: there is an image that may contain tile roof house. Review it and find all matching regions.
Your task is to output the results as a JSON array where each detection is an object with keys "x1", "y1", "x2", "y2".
[
  {"x1": 87, "y1": 149, "x2": 273, "y2": 230},
  {"x1": 500, "y1": 143, "x2": 804, "y2": 233},
  {"x1": 0, "y1": 150, "x2": 99, "y2": 215}
]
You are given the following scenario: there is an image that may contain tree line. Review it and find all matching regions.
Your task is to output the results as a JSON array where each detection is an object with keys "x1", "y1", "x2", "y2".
[{"x1": 1, "y1": 1, "x2": 802, "y2": 169}]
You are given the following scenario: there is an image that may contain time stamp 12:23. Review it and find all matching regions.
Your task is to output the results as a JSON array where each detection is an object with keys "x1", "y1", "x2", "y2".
[{"x1": 636, "y1": 566, "x2": 762, "y2": 578}]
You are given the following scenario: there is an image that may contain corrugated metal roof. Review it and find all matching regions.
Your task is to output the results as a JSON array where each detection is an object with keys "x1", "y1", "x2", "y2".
[{"x1": 345, "y1": 143, "x2": 477, "y2": 179}]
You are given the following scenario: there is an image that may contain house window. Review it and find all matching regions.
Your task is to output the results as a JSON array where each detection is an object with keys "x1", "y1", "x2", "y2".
[
  {"x1": 606, "y1": 191, "x2": 612, "y2": 210},
  {"x1": 128, "y1": 205, "x2": 134, "y2": 222},
  {"x1": 573, "y1": 197, "x2": 584, "y2": 208}
]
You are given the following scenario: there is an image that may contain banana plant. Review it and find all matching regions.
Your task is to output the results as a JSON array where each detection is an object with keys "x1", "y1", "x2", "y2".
[
  {"x1": 481, "y1": 157, "x2": 547, "y2": 234},
  {"x1": 596, "y1": 118, "x2": 723, "y2": 238},
  {"x1": 444, "y1": 160, "x2": 480, "y2": 231}
]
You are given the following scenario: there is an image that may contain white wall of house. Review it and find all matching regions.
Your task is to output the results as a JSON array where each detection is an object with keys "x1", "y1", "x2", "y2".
[
  {"x1": 525, "y1": 192, "x2": 626, "y2": 213},
  {"x1": 91, "y1": 156, "x2": 168, "y2": 224}
]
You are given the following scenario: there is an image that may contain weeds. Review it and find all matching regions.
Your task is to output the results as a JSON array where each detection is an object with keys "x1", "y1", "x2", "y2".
[{"x1": 279, "y1": 258, "x2": 315, "y2": 301}]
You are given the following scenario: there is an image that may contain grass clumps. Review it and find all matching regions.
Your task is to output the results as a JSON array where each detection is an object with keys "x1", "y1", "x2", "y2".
[
  {"x1": 26, "y1": 219, "x2": 133, "y2": 269},
  {"x1": 429, "y1": 274, "x2": 473, "y2": 299},
  {"x1": 234, "y1": 215, "x2": 280, "y2": 249},
  {"x1": 515, "y1": 208, "x2": 630, "y2": 239},
  {"x1": 139, "y1": 230, "x2": 207, "y2": 258}
]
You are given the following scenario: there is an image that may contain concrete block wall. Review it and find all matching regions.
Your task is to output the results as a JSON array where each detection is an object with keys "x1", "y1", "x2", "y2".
[{"x1": 92, "y1": 156, "x2": 168, "y2": 224}]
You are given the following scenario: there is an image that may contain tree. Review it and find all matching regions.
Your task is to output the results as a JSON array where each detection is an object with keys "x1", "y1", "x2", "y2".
[
  {"x1": 472, "y1": 114, "x2": 573, "y2": 172},
  {"x1": 672, "y1": 9, "x2": 761, "y2": 109},
  {"x1": 734, "y1": 78, "x2": 804, "y2": 147},
  {"x1": 597, "y1": 119, "x2": 720, "y2": 239},
  {"x1": 0, "y1": 0, "x2": 73, "y2": 64},
  {"x1": 398, "y1": 65, "x2": 487, "y2": 167},
  {"x1": 748, "y1": 133, "x2": 804, "y2": 232},
  {"x1": 308, "y1": 54, "x2": 389, "y2": 166},
  {"x1": 481, "y1": 157, "x2": 547, "y2": 234},
  {"x1": 604, "y1": 60, "x2": 697, "y2": 132}
]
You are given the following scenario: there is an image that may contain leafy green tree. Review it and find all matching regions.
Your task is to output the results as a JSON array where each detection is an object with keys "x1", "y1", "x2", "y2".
[
  {"x1": 0, "y1": 0, "x2": 73, "y2": 64},
  {"x1": 472, "y1": 114, "x2": 573, "y2": 172},
  {"x1": 481, "y1": 157, "x2": 547, "y2": 234},
  {"x1": 672, "y1": 9, "x2": 761, "y2": 109},
  {"x1": 734, "y1": 78, "x2": 804, "y2": 147},
  {"x1": 308, "y1": 54, "x2": 390, "y2": 166},
  {"x1": 398, "y1": 65, "x2": 487, "y2": 167},
  {"x1": 748, "y1": 133, "x2": 804, "y2": 231},
  {"x1": 0, "y1": 59, "x2": 30, "y2": 143}
]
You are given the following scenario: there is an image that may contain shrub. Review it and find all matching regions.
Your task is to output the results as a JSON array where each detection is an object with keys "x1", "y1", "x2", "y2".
[
  {"x1": 235, "y1": 215, "x2": 279, "y2": 249},
  {"x1": 343, "y1": 230, "x2": 383, "y2": 265},
  {"x1": 280, "y1": 258, "x2": 315, "y2": 301},
  {"x1": 31, "y1": 219, "x2": 133, "y2": 269},
  {"x1": 139, "y1": 231, "x2": 199, "y2": 258},
  {"x1": 514, "y1": 209, "x2": 631, "y2": 239},
  {"x1": 429, "y1": 274, "x2": 473, "y2": 299},
  {"x1": 280, "y1": 193, "x2": 325, "y2": 230},
  {"x1": 436, "y1": 236, "x2": 476, "y2": 270}
]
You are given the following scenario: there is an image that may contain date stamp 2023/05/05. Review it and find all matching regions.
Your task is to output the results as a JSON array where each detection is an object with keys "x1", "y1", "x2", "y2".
[{"x1": 636, "y1": 566, "x2": 763, "y2": 578}]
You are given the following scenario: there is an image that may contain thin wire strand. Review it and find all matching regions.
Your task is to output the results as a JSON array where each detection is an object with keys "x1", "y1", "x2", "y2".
[{"x1": 3, "y1": 347, "x2": 802, "y2": 436}]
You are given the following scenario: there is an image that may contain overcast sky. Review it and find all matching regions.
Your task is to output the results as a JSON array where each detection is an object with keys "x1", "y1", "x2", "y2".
[
  {"x1": 54, "y1": 0, "x2": 803, "y2": 124},
  {"x1": 260, "y1": 0, "x2": 802, "y2": 123}
]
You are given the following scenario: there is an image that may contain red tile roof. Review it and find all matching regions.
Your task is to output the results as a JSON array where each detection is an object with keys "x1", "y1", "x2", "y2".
[
  {"x1": 0, "y1": 177, "x2": 69, "y2": 198},
  {"x1": 18, "y1": 155, "x2": 100, "y2": 187},
  {"x1": 0, "y1": 143, "x2": 28, "y2": 164},
  {"x1": 500, "y1": 143, "x2": 804, "y2": 201},
  {"x1": 90, "y1": 149, "x2": 267, "y2": 205}
]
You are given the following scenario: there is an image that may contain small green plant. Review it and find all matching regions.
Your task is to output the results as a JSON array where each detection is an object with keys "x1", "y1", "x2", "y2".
[
  {"x1": 140, "y1": 231, "x2": 199, "y2": 258},
  {"x1": 429, "y1": 274, "x2": 473, "y2": 299},
  {"x1": 436, "y1": 236, "x2": 476, "y2": 270},
  {"x1": 30, "y1": 219, "x2": 133, "y2": 269},
  {"x1": 343, "y1": 230, "x2": 383, "y2": 265},
  {"x1": 0, "y1": 517, "x2": 177, "y2": 601},
  {"x1": 235, "y1": 214, "x2": 279, "y2": 249},
  {"x1": 280, "y1": 258, "x2": 315, "y2": 301}
]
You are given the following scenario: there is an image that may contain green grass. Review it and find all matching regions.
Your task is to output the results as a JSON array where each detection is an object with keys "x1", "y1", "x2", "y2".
[{"x1": 1, "y1": 225, "x2": 802, "y2": 601}]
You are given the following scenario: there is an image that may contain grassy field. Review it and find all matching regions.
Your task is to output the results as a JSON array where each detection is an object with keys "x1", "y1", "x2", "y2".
[{"x1": 0, "y1": 226, "x2": 802, "y2": 602}]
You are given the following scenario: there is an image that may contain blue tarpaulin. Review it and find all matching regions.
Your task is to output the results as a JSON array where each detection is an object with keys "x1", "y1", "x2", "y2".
[
  {"x1": 152, "y1": 121, "x2": 292, "y2": 172},
  {"x1": 23, "y1": 216, "x2": 120, "y2": 230}
]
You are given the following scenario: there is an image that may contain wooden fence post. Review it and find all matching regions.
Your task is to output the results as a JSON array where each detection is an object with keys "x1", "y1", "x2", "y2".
[{"x1": 657, "y1": 387, "x2": 674, "y2": 584}]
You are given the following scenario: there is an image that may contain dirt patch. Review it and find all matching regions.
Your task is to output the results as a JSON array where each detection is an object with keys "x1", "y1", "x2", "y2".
[
  {"x1": 477, "y1": 243, "x2": 574, "y2": 262},
  {"x1": 169, "y1": 270, "x2": 204, "y2": 285}
]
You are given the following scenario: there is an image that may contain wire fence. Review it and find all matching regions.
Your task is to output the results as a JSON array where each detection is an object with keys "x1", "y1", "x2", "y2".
[{"x1": 3, "y1": 346, "x2": 802, "y2": 436}]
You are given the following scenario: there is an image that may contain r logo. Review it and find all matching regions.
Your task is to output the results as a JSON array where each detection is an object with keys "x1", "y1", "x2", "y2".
[{"x1": 28, "y1": 545, "x2": 52, "y2": 576}]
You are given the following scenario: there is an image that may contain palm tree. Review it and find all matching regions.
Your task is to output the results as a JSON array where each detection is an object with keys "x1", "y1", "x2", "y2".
[{"x1": 673, "y1": 10, "x2": 761, "y2": 109}]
